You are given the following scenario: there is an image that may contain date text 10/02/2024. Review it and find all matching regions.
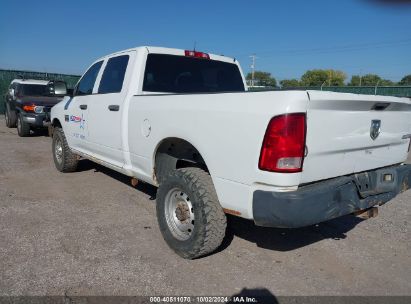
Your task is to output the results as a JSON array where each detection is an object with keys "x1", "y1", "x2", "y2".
[{"x1": 149, "y1": 296, "x2": 258, "y2": 303}]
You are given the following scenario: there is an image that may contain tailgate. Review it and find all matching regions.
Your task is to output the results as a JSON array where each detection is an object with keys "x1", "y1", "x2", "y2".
[{"x1": 301, "y1": 91, "x2": 411, "y2": 184}]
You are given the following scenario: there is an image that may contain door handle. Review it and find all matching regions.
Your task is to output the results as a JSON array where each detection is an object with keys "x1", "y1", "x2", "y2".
[
  {"x1": 108, "y1": 105, "x2": 120, "y2": 111},
  {"x1": 79, "y1": 104, "x2": 87, "y2": 110}
]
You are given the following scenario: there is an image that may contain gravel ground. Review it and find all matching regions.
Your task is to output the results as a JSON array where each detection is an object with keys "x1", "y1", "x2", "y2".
[{"x1": 0, "y1": 119, "x2": 410, "y2": 298}]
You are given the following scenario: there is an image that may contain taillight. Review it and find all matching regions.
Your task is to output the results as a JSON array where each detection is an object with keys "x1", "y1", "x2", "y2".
[
  {"x1": 184, "y1": 50, "x2": 210, "y2": 59},
  {"x1": 259, "y1": 113, "x2": 306, "y2": 173}
]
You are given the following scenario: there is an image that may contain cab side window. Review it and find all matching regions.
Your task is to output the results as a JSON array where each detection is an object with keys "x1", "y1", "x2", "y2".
[
  {"x1": 98, "y1": 55, "x2": 129, "y2": 94},
  {"x1": 75, "y1": 61, "x2": 103, "y2": 96}
]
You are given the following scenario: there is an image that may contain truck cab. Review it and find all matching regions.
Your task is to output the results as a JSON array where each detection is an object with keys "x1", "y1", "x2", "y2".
[{"x1": 53, "y1": 47, "x2": 246, "y2": 166}]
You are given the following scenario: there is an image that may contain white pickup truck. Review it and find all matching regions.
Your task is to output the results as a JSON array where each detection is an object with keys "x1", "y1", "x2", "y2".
[{"x1": 50, "y1": 46, "x2": 411, "y2": 259}]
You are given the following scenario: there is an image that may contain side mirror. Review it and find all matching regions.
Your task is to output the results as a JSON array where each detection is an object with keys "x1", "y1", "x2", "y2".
[
  {"x1": 47, "y1": 80, "x2": 68, "y2": 96},
  {"x1": 9, "y1": 88, "x2": 15, "y2": 100}
]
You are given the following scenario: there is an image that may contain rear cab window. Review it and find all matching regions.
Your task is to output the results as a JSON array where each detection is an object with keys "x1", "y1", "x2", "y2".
[
  {"x1": 98, "y1": 55, "x2": 129, "y2": 94},
  {"x1": 143, "y1": 54, "x2": 245, "y2": 93}
]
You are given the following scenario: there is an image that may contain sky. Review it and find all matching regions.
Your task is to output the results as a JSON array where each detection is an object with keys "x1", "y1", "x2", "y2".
[{"x1": 0, "y1": 0, "x2": 410, "y2": 82}]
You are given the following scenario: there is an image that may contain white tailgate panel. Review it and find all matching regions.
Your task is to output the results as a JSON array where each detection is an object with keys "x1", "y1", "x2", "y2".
[{"x1": 301, "y1": 91, "x2": 411, "y2": 184}]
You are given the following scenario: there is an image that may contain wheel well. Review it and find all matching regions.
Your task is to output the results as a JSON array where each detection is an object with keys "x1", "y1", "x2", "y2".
[
  {"x1": 49, "y1": 118, "x2": 62, "y2": 137},
  {"x1": 154, "y1": 138, "x2": 208, "y2": 184},
  {"x1": 52, "y1": 118, "x2": 62, "y2": 128}
]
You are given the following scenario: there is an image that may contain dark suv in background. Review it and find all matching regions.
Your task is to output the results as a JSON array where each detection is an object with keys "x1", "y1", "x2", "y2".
[{"x1": 4, "y1": 79, "x2": 67, "y2": 136}]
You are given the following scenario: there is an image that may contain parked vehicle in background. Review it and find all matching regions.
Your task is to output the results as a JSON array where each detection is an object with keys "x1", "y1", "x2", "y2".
[
  {"x1": 50, "y1": 46, "x2": 411, "y2": 259},
  {"x1": 4, "y1": 79, "x2": 67, "y2": 136}
]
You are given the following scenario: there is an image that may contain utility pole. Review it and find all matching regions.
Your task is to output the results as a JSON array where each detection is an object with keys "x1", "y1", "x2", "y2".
[
  {"x1": 250, "y1": 54, "x2": 257, "y2": 87},
  {"x1": 359, "y1": 69, "x2": 362, "y2": 87}
]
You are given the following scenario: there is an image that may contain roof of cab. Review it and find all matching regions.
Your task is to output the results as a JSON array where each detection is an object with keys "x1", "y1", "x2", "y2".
[
  {"x1": 96, "y1": 46, "x2": 237, "y2": 64},
  {"x1": 11, "y1": 79, "x2": 49, "y2": 85}
]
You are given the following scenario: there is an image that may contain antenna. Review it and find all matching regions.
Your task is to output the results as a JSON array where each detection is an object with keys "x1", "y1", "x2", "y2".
[{"x1": 193, "y1": 41, "x2": 197, "y2": 51}]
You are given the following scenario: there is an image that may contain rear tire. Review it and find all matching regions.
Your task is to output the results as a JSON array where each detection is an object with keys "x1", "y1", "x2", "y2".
[
  {"x1": 17, "y1": 113, "x2": 30, "y2": 137},
  {"x1": 52, "y1": 127, "x2": 78, "y2": 172},
  {"x1": 5, "y1": 104, "x2": 17, "y2": 128},
  {"x1": 156, "y1": 168, "x2": 227, "y2": 259}
]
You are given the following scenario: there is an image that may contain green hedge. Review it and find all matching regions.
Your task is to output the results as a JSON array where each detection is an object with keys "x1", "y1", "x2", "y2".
[
  {"x1": 0, "y1": 69, "x2": 80, "y2": 114},
  {"x1": 250, "y1": 85, "x2": 411, "y2": 97}
]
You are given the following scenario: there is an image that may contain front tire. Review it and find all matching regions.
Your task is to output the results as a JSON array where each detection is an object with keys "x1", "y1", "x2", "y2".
[
  {"x1": 52, "y1": 127, "x2": 78, "y2": 172},
  {"x1": 5, "y1": 104, "x2": 17, "y2": 128},
  {"x1": 156, "y1": 168, "x2": 227, "y2": 259},
  {"x1": 17, "y1": 113, "x2": 30, "y2": 137}
]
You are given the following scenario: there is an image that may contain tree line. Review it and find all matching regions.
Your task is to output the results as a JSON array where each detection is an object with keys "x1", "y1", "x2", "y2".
[{"x1": 246, "y1": 70, "x2": 411, "y2": 88}]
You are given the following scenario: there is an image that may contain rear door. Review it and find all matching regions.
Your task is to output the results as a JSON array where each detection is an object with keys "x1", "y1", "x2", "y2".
[
  {"x1": 301, "y1": 91, "x2": 411, "y2": 184},
  {"x1": 64, "y1": 60, "x2": 103, "y2": 152},
  {"x1": 86, "y1": 51, "x2": 134, "y2": 168}
]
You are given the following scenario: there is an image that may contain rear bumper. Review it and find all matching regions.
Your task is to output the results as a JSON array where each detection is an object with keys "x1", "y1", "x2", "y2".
[{"x1": 253, "y1": 164, "x2": 411, "y2": 228}]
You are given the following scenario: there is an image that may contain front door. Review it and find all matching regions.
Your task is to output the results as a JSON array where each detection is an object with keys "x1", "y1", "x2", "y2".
[
  {"x1": 64, "y1": 60, "x2": 103, "y2": 153},
  {"x1": 87, "y1": 52, "x2": 134, "y2": 168}
]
